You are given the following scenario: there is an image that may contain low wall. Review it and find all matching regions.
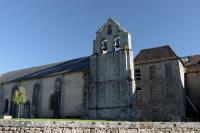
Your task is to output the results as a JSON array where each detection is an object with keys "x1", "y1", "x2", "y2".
[{"x1": 0, "y1": 120, "x2": 200, "y2": 133}]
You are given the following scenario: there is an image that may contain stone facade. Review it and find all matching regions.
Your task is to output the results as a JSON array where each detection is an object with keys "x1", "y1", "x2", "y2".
[
  {"x1": 88, "y1": 18, "x2": 135, "y2": 120},
  {"x1": 0, "y1": 18, "x2": 200, "y2": 121},
  {"x1": 134, "y1": 46, "x2": 186, "y2": 121},
  {"x1": 0, "y1": 72, "x2": 85, "y2": 118},
  {"x1": 1, "y1": 120, "x2": 200, "y2": 133},
  {"x1": 184, "y1": 55, "x2": 200, "y2": 117},
  {"x1": 135, "y1": 60, "x2": 185, "y2": 121}
]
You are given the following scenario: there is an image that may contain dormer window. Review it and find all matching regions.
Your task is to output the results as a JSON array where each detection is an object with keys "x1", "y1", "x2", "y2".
[
  {"x1": 113, "y1": 36, "x2": 120, "y2": 51},
  {"x1": 107, "y1": 25, "x2": 112, "y2": 34},
  {"x1": 101, "y1": 40, "x2": 108, "y2": 54}
]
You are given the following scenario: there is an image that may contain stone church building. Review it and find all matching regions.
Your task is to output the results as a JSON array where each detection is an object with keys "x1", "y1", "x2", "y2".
[{"x1": 0, "y1": 18, "x2": 199, "y2": 121}]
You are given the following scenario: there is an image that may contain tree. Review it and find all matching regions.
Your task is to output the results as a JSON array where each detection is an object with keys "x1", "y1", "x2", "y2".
[{"x1": 12, "y1": 86, "x2": 27, "y2": 118}]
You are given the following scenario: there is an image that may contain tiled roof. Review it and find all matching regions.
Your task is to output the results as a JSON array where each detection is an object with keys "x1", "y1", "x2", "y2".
[
  {"x1": 183, "y1": 55, "x2": 200, "y2": 72},
  {"x1": 0, "y1": 56, "x2": 90, "y2": 84},
  {"x1": 183, "y1": 55, "x2": 200, "y2": 66},
  {"x1": 134, "y1": 45, "x2": 179, "y2": 65}
]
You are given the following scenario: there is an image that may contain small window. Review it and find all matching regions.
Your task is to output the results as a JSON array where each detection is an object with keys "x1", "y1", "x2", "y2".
[
  {"x1": 165, "y1": 63, "x2": 173, "y2": 78},
  {"x1": 135, "y1": 69, "x2": 141, "y2": 73},
  {"x1": 149, "y1": 65, "x2": 156, "y2": 80},
  {"x1": 197, "y1": 61, "x2": 200, "y2": 64},
  {"x1": 135, "y1": 68, "x2": 141, "y2": 81},
  {"x1": 101, "y1": 40, "x2": 108, "y2": 54},
  {"x1": 107, "y1": 25, "x2": 112, "y2": 34},
  {"x1": 136, "y1": 88, "x2": 142, "y2": 101}
]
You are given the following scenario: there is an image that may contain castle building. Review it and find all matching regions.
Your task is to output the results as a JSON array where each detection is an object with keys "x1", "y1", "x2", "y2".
[{"x1": 0, "y1": 18, "x2": 199, "y2": 121}]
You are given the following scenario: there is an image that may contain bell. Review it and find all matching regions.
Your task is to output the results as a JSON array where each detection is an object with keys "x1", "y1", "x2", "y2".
[
  {"x1": 102, "y1": 44, "x2": 107, "y2": 51},
  {"x1": 114, "y1": 39, "x2": 120, "y2": 48}
]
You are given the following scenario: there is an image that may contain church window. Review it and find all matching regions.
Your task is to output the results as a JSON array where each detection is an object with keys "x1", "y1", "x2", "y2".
[
  {"x1": 32, "y1": 83, "x2": 40, "y2": 118},
  {"x1": 101, "y1": 40, "x2": 108, "y2": 54},
  {"x1": 50, "y1": 78, "x2": 62, "y2": 118},
  {"x1": 149, "y1": 65, "x2": 156, "y2": 80},
  {"x1": 107, "y1": 25, "x2": 112, "y2": 34},
  {"x1": 10, "y1": 85, "x2": 18, "y2": 117},
  {"x1": 4, "y1": 99, "x2": 9, "y2": 114},
  {"x1": 165, "y1": 63, "x2": 173, "y2": 78},
  {"x1": 113, "y1": 36, "x2": 121, "y2": 51}
]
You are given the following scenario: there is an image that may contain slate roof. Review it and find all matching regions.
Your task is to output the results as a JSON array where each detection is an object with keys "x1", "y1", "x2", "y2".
[
  {"x1": 0, "y1": 56, "x2": 90, "y2": 84},
  {"x1": 134, "y1": 45, "x2": 180, "y2": 65}
]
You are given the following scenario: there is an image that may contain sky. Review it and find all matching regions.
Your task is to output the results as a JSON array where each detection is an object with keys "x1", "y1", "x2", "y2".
[{"x1": 0, "y1": 0, "x2": 200, "y2": 74}]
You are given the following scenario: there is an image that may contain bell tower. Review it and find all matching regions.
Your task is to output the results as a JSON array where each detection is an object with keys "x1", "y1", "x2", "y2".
[{"x1": 88, "y1": 18, "x2": 136, "y2": 120}]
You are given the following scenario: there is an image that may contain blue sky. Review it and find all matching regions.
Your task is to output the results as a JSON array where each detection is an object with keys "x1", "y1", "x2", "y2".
[{"x1": 0, "y1": 0, "x2": 200, "y2": 74}]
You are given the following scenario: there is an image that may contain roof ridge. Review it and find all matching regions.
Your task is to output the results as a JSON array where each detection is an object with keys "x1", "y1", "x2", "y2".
[{"x1": 140, "y1": 45, "x2": 170, "y2": 51}]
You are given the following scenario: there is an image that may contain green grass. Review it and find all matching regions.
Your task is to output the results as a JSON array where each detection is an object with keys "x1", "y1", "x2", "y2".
[{"x1": 10, "y1": 118, "x2": 123, "y2": 122}]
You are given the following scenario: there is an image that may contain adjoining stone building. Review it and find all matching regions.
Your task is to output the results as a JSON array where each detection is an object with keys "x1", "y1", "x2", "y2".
[
  {"x1": 0, "y1": 18, "x2": 199, "y2": 121},
  {"x1": 183, "y1": 55, "x2": 200, "y2": 118},
  {"x1": 134, "y1": 46, "x2": 186, "y2": 121}
]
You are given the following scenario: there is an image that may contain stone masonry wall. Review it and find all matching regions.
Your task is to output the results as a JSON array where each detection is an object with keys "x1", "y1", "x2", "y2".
[
  {"x1": 1, "y1": 120, "x2": 200, "y2": 133},
  {"x1": 135, "y1": 59, "x2": 185, "y2": 121}
]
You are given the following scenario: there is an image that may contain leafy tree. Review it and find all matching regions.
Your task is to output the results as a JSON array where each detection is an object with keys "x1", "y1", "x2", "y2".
[{"x1": 12, "y1": 86, "x2": 27, "y2": 118}]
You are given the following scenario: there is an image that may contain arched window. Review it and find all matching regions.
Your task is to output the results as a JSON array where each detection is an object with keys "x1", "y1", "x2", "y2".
[
  {"x1": 10, "y1": 85, "x2": 18, "y2": 117},
  {"x1": 113, "y1": 36, "x2": 121, "y2": 51},
  {"x1": 101, "y1": 39, "x2": 108, "y2": 54},
  {"x1": 32, "y1": 83, "x2": 40, "y2": 118},
  {"x1": 50, "y1": 78, "x2": 62, "y2": 118},
  {"x1": 4, "y1": 99, "x2": 9, "y2": 114}
]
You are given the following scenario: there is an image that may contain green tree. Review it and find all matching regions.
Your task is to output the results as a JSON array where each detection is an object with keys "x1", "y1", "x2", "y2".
[{"x1": 12, "y1": 86, "x2": 27, "y2": 118}]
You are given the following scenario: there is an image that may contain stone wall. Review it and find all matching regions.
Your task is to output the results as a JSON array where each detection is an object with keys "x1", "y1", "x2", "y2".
[
  {"x1": 1, "y1": 120, "x2": 200, "y2": 133},
  {"x1": 88, "y1": 18, "x2": 135, "y2": 120},
  {"x1": 186, "y1": 71, "x2": 200, "y2": 112},
  {"x1": 135, "y1": 59, "x2": 185, "y2": 121},
  {"x1": 0, "y1": 71, "x2": 85, "y2": 118}
]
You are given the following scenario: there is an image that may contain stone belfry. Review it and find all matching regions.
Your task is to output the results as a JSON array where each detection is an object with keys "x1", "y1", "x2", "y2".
[{"x1": 88, "y1": 18, "x2": 136, "y2": 120}]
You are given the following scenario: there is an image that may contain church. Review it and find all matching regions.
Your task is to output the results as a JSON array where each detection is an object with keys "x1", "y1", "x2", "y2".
[{"x1": 0, "y1": 18, "x2": 200, "y2": 121}]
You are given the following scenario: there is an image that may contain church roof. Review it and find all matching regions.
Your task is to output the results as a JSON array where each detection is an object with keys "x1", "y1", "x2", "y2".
[
  {"x1": 134, "y1": 45, "x2": 180, "y2": 65},
  {"x1": 0, "y1": 56, "x2": 90, "y2": 84}
]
